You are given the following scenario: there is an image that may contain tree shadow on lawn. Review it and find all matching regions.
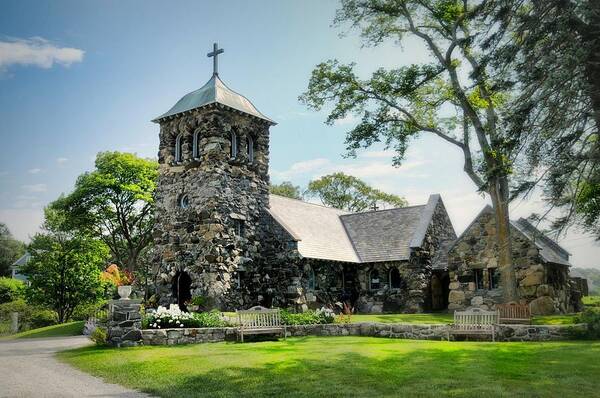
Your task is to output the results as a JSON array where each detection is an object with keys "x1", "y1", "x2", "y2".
[{"x1": 63, "y1": 339, "x2": 600, "y2": 398}]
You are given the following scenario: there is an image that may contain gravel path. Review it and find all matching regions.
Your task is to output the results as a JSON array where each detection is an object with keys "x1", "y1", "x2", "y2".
[{"x1": 0, "y1": 336, "x2": 151, "y2": 398}]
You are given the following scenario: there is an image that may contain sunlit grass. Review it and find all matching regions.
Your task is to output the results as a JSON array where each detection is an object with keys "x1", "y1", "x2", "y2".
[
  {"x1": 1, "y1": 321, "x2": 84, "y2": 340},
  {"x1": 59, "y1": 336, "x2": 600, "y2": 398}
]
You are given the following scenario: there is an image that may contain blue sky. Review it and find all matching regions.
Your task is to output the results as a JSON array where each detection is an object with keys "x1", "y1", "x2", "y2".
[{"x1": 0, "y1": 0, "x2": 598, "y2": 269}]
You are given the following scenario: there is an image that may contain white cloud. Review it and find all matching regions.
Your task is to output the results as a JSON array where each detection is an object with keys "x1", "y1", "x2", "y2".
[
  {"x1": 56, "y1": 157, "x2": 68, "y2": 165},
  {"x1": 333, "y1": 114, "x2": 358, "y2": 126},
  {"x1": 359, "y1": 150, "x2": 395, "y2": 159},
  {"x1": 28, "y1": 168, "x2": 42, "y2": 174},
  {"x1": 0, "y1": 37, "x2": 84, "y2": 71},
  {"x1": 272, "y1": 158, "x2": 332, "y2": 180},
  {"x1": 21, "y1": 183, "x2": 47, "y2": 193}
]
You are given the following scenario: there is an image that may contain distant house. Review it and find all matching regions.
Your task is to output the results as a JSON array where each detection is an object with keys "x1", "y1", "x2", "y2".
[{"x1": 10, "y1": 252, "x2": 30, "y2": 283}]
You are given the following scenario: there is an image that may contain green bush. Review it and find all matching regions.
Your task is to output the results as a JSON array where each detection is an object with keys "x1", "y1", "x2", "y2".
[
  {"x1": 0, "y1": 299, "x2": 57, "y2": 331},
  {"x1": 575, "y1": 307, "x2": 600, "y2": 339},
  {"x1": 90, "y1": 327, "x2": 108, "y2": 346},
  {"x1": 281, "y1": 308, "x2": 335, "y2": 325},
  {"x1": 0, "y1": 278, "x2": 25, "y2": 304},
  {"x1": 71, "y1": 301, "x2": 108, "y2": 321}
]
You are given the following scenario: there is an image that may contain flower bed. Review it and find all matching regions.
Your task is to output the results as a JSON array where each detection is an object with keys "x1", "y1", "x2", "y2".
[{"x1": 144, "y1": 305, "x2": 228, "y2": 329}]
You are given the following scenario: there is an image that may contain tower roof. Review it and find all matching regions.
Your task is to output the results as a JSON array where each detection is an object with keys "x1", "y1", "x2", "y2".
[{"x1": 152, "y1": 74, "x2": 276, "y2": 124}]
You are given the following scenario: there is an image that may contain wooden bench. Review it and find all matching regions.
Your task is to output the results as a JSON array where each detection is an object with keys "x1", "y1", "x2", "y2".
[
  {"x1": 236, "y1": 306, "x2": 286, "y2": 343},
  {"x1": 497, "y1": 302, "x2": 531, "y2": 324},
  {"x1": 448, "y1": 308, "x2": 499, "y2": 342}
]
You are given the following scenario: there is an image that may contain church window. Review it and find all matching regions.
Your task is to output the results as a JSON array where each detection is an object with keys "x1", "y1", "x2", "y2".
[
  {"x1": 247, "y1": 136, "x2": 254, "y2": 163},
  {"x1": 488, "y1": 268, "x2": 500, "y2": 289},
  {"x1": 234, "y1": 219, "x2": 244, "y2": 237},
  {"x1": 307, "y1": 267, "x2": 316, "y2": 291},
  {"x1": 179, "y1": 194, "x2": 190, "y2": 209},
  {"x1": 193, "y1": 131, "x2": 201, "y2": 159},
  {"x1": 235, "y1": 271, "x2": 244, "y2": 289},
  {"x1": 369, "y1": 270, "x2": 381, "y2": 290},
  {"x1": 474, "y1": 269, "x2": 484, "y2": 289},
  {"x1": 230, "y1": 131, "x2": 238, "y2": 159},
  {"x1": 174, "y1": 133, "x2": 183, "y2": 163},
  {"x1": 389, "y1": 268, "x2": 402, "y2": 289}
]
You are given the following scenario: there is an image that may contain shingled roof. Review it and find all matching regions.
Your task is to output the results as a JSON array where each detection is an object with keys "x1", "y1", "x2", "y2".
[{"x1": 267, "y1": 194, "x2": 444, "y2": 263}]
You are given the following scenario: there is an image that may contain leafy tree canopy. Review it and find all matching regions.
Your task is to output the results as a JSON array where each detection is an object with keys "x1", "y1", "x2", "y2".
[
  {"x1": 270, "y1": 181, "x2": 304, "y2": 200},
  {"x1": 22, "y1": 208, "x2": 109, "y2": 323},
  {"x1": 50, "y1": 151, "x2": 158, "y2": 271},
  {"x1": 306, "y1": 172, "x2": 407, "y2": 212},
  {"x1": 0, "y1": 223, "x2": 25, "y2": 277}
]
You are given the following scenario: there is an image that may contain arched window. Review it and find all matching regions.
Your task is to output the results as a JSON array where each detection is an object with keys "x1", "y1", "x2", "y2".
[
  {"x1": 307, "y1": 267, "x2": 316, "y2": 291},
  {"x1": 369, "y1": 269, "x2": 381, "y2": 291},
  {"x1": 178, "y1": 194, "x2": 190, "y2": 209},
  {"x1": 230, "y1": 131, "x2": 238, "y2": 159},
  {"x1": 174, "y1": 133, "x2": 183, "y2": 163},
  {"x1": 389, "y1": 268, "x2": 402, "y2": 289},
  {"x1": 246, "y1": 136, "x2": 254, "y2": 163},
  {"x1": 193, "y1": 131, "x2": 201, "y2": 159}
]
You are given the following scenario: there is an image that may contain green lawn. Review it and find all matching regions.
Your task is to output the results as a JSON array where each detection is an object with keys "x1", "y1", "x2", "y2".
[
  {"x1": 59, "y1": 336, "x2": 600, "y2": 398},
  {"x1": 2, "y1": 321, "x2": 84, "y2": 339}
]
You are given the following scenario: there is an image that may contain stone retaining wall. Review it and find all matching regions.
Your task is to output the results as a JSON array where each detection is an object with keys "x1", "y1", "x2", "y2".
[{"x1": 141, "y1": 322, "x2": 586, "y2": 345}]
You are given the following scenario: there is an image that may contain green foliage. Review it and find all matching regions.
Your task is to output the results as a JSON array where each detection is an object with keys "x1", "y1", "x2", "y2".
[
  {"x1": 0, "y1": 299, "x2": 57, "y2": 330},
  {"x1": 269, "y1": 181, "x2": 303, "y2": 200},
  {"x1": 71, "y1": 300, "x2": 108, "y2": 321},
  {"x1": 50, "y1": 151, "x2": 158, "y2": 271},
  {"x1": 23, "y1": 209, "x2": 109, "y2": 323},
  {"x1": 574, "y1": 307, "x2": 600, "y2": 339},
  {"x1": 280, "y1": 309, "x2": 335, "y2": 325},
  {"x1": 306, "y1": 172, "x2": 407, "y2": 212},
  {"x1": 0, "y1": 223, "x2": 25, "y2": 277},
  {"x1": 583, "y1": 295, "x2": 600, "y2": 307},
  {"x1": 0, "y1": 277, "x2": 25, "y2": 304},
  {"x1": 90, "y1": 327, "x2": 108, "y2": 346}
]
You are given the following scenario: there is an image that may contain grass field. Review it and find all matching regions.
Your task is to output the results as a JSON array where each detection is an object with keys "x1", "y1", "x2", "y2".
[
  {"x1": 59, "y1": 336, "x2": 600, "y2": 398},
  {"x1": 1, "y1": 321, "x2": 84, "y2": 340}
]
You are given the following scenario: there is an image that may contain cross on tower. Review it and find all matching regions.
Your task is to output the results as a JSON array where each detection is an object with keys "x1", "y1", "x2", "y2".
[
  {"x1": 371, "y1": 201, "x2": 380, "y2": 212},
  {"x1": 207, "y1": 42, "x2": 224, "y2": 76}
]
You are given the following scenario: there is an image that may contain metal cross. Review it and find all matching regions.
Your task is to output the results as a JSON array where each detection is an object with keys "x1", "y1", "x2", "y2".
[
  {"x1": 207, "y1": 42, "x2": 224, "y2": 76},
  {"x1": 371, "y1": 202, "x2": 380, "y2": 211}
]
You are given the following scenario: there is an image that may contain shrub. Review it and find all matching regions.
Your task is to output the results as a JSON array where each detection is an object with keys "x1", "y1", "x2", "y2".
[
  {"x1": 145, "y1": 304, "x2": 227, "y2": 329},
  {"x1": 281, "y1": 307, "x2": 335, "y2": 325},
  {"x1": 0, "y1": 278, "x2": 25, "y2": 304},
  {"x1": 90, "y1": 327, "x2": 108, "y2": 346},
  {"x1": 0, "y1": 299, "x2": 57, "y2": 331},
  {"x1": 574, "y1": 307, "x2": 600, "y2": 339},
  {"x1": 71, "y1": 301, "x2": 108, "y2": 321}
]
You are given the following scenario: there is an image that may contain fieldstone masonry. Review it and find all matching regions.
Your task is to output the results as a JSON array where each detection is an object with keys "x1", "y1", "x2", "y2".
[{"x1": 107, "y1": 299, "x2": 143, "y2": 347}]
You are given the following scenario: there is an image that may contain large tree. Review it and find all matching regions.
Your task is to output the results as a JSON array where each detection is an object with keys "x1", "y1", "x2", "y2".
[
  {"x1": 300, "y1": 0, "x2": 522, "y2": 301},
  {"x1": 0, "y1": 223, "x2": 25, "y2": 277},
  {"x1": 484, "y1": 0, "x2": 600, "y2": 237},
  {"x1": 51, "y1": 152, "x2": 158, "y2": 272},
  {"x1": 307, "y1": 172, "x2": 407, "y2": 212},
  {"x1": 23, "y1": 209, "x2": 108, "y2": 323}
]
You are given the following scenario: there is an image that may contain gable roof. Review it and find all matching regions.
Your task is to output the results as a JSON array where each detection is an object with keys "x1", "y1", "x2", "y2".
[
  {"x1": 152, "y1": 75, "x2": 275, "y2": 124},
  {"x1": 267, "y1": 194, "x2": 445, "y2": 264},
  {"x1": 511, "y1": 218, "x2": 571, "y2": 266},
  {"x1": 443, "y1": 205, "x2": 571, "y2": 267},
  {"x1": 267, "y1": 195, "x2": 360, "y2": 263},
  {"x1": 11, "y1": 252, "x2": 30, "y2": 268}
]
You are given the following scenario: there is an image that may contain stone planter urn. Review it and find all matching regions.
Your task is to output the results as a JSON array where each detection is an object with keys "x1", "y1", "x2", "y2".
[{"x1": 118, "y1": 285, "x2": 132, "y2": 300}]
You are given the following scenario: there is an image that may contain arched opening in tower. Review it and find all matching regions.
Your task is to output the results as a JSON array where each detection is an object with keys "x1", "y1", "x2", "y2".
[{"x1": 172, "y1": 271, "x2": 192, "y2": 312}]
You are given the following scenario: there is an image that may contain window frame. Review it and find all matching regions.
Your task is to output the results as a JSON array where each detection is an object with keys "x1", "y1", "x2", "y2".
[
  {"x1": 474, "y1": 268, "x2": 484, "y2": 290},
  {"x1": 174, "y1": 133, "x2": 183, "y2": 163},
  {"x1": 246, "y1": 135, "x2": 254, "y2": 163},
  {"x1": 193, "y1": 130, "x2": 201, "y2": 159},
  {"x1": 369, "y1": 269, "x2": 381, "y2": 291},
  {"x1": 389, "y1": 268, "x2": 402, "y2": 290},
  {"x1": 230, "y1": 131, "x2": 238, "y2": 159},
  {"x1": 488, "y1": 267, "x2": 500, "y2": 290}
]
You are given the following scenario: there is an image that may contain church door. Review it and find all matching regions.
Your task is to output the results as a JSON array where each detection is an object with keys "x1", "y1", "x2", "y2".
[{"x1": 172, "y1": 271, "x2": 192, "y2": 312}]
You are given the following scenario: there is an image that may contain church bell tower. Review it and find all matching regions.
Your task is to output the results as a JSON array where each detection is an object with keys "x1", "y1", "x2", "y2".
[{"x1": 152, "y1": 43, "x2": 276, "y2": 310}]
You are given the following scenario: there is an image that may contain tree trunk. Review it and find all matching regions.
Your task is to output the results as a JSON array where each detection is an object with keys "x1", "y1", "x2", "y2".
[{"x1": 489, "y1": 176, "x2": 519, "y2": 302}]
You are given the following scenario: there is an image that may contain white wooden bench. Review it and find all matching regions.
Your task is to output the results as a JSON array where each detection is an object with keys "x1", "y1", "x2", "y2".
[
  {"x1": 448, "y1": 308, "x2": 499, "y2": 342},
  {"x1": 236, "y1": 306, "x2": 286, "y2": 343},
  {"x1": 497, "y1": 302, "x2": 531, "y2": 324}
]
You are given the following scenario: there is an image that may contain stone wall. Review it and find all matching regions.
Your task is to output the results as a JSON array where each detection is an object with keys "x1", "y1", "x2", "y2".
[
  {"x1": 140, "y1": 322, "x2": 586, "y2": 345},
  {"x1": 447, "y1": 208, "x2": 573, "y2": 314},
  {"x1": 153, "y1": 105, "x2": 272, "y2": 310},
  {"x1": 107, "y1": 299, "x2": 143, "y2": 347}
]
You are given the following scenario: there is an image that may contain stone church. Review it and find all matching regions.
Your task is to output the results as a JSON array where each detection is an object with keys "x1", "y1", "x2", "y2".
[{"x1": 151, "y1": 45, "x2": 581, "y2": 315}]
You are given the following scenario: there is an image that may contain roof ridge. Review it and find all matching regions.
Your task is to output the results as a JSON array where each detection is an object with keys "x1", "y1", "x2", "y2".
[
  {"x1": 269, "y1": 194, "x2": 353, "y2": 213},
  {"x1": 340, "y1": 203, "x2": 425, "y2": 218}
]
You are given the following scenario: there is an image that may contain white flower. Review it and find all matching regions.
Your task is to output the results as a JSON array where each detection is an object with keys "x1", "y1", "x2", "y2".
[{"x1": 179, "y1": 324, "x2": 183, "y2": 327}]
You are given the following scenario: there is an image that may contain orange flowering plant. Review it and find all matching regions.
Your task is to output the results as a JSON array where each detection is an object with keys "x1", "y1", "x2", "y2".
[{"x1": 100, "y1": 264, "x2": 135, "y2": 286}]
